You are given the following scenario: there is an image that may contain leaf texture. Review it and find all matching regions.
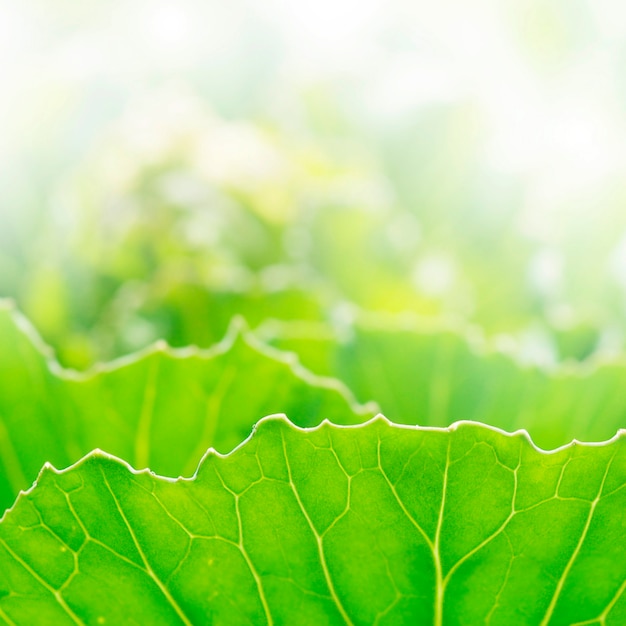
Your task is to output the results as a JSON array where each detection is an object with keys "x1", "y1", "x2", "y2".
[
  {"x1": 0, "y1": 303, "x2": 373, "y2": 512},
  {"x1": 260, "y1": 317, "x2": 626, "y2": 448},
  {"x1": 1, "y1": 416, "x2": 625, "y2": 625}
]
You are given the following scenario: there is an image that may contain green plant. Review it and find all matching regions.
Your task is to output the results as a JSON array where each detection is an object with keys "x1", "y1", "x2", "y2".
[
  {"x1": 2, "y1": 301, "x2": 626, "y2": 623},
  {"x1": 3, "y1": 417, "x2": 626, "y2": 624}
]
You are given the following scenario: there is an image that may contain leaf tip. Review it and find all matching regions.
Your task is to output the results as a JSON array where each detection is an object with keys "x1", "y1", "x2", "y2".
[
  {"x1": 370, "y1": 413, "x2": 392, "y2": 425},
  {"x1": 254, "y1": 413, "x2": 291, "y2": 431},
  {"x1": 229, "y1": 315, "x2": 251, "y2": 335},
  {"x1": 40, "y1": 460, "x2": 56, "y2": 473}
]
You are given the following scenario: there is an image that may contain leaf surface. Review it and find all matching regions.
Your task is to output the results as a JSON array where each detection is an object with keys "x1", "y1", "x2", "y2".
[
  {"x1": 261, "y1": 317, "x2": 626, "y2": 449},
  {"x1": 0, "y1": 304, "x2": 373, "y2": 512},
  {"x1": 1, "y1": 416, "x2": 625, "y2": 625}
]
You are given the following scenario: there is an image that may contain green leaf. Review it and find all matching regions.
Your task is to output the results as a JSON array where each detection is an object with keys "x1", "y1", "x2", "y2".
[
  {"x1": 45, "y1": 278, "x2": 330, "y2": 370},
  {"x1": 1, "y1": 416, "x2": 625, "y2": 625},
  {"x1": 259, "y1": 317, "x2": 626, "y2": 449},
  {"x1": 132, "y1": 281, "x2": 326, "y2": 354},
  {"x1": 0, "y1": 302, "x2": 374, "y2": 512}
]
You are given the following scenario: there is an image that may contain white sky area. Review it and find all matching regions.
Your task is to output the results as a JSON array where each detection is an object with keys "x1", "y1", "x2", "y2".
[{"x1": 1, "y1": 0, "x2": 626, "y2": 239}]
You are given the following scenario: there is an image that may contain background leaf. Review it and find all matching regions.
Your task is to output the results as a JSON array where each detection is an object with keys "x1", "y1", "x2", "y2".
[
  {"x1": 259, "y1": 316, "x2": 626, "y2": 449},
  {"x1": 0, "y1": 303, "x2": 374, "y2": 513}
]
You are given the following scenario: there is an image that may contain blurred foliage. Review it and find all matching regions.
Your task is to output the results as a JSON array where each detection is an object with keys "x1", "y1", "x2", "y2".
[{"x1": 2, "y1": 0, "x2": 626, "y2": 368}]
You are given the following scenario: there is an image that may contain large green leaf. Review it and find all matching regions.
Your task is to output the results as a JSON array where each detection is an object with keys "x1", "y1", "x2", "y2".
[
  {"x1": 258, "y1": 317, "x2": 626, "y2": 449},
  {"x1": 1, "y1": 415, "x2": 625, "y2": 625},
  {"x1": 0, "y1": 303, "x2": 374, "y2": 512}
]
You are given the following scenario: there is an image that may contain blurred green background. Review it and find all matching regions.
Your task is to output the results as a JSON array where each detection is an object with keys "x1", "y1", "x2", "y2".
[{"x1": 2, "y1": 0, "x2": 626, "y2": 369}]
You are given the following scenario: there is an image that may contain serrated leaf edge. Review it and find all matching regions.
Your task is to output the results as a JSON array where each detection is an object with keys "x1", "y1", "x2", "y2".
[
  {"x1": 256, "y1": 308, "x2": 626, "y2": 379},
  {"x1": 3, "y1": 412, "x2": 624, "y2": 525}
]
